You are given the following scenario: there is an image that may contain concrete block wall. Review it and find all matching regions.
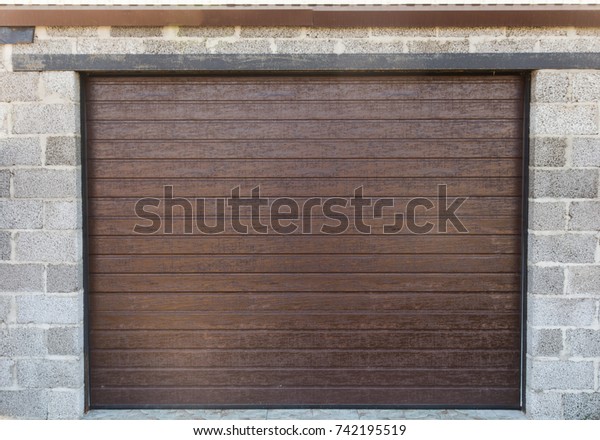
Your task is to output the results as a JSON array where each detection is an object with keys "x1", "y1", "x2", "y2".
[
  {"x1": 529, "y1": 71, "x2": 600, "y2": 420},
  {"x1": 0, "y1": 46, "x2": 84, "y2": 419},
  {"x1": 1, "y1": 26, "x2": 600, "y2": 419},
  {"x1": 11, "y1": 25, "x2": 600, "y2": 55}
]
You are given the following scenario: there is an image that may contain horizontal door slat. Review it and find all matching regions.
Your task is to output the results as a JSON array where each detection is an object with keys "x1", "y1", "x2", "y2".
[
  {"x1": 87, "y1": 139, "x2": 522, "y2": 160},
  {"x1": 89, "y1": 216, "x2": 519, "y2": 236},
  {"x1": 90, "y1": 349, "x2": 520, "y2": 369},
  {"x1": 90, "y1": 329, "x2": 521, "y2": 350},
  {"x1": 89, "y1": 292, "x2": 520, "y2": 312},
  {"x1": 87, "y1": 100, "x2": 523, "y2": 121},
  {"x1": 87, "y1": 78, "x2": 523, "y2": 101},
  {"x1": 90, "y1": 386, "x2": 521, "y2": 407},
  {"x1": 89, "y1": 273, "x2": 519, "y2": 293},
  {"x1": 89, "y1": 254, "x2": 520, "y2": 274},
  {"x1": 88, "y1": 177, "x2": 522, "y2": 197},
  {"x1": 87, "y1": 159, "x2": 521, "y2": 178},
  {"x1": 89, "y1": 235, "x2": 520, "y2": 255},
  {"x1": 91, "y1": 368, "x2": 520, "y2": 388},
  {"x1": 90, "y1": 311, "x2": 520, "y2": 331},
  {"x1": 88, "y1": 196, "x2": 521, "y2": 217},
  {"x1": 87, "y1": 120, "x2": 521, "y2": 140}
]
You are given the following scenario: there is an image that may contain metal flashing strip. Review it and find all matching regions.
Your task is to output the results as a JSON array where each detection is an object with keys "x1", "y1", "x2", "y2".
[{"x1": 1, "y1": 5, "x2": 600, "y2": 28}]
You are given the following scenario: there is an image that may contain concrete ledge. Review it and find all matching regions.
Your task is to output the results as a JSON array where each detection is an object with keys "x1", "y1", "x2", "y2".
[
  {"x1": 83, "y1": 409, "x2": 528, "y2": 420},
  {"x1": 12, "y1": 53, "x2": 600, "y2": 72}
]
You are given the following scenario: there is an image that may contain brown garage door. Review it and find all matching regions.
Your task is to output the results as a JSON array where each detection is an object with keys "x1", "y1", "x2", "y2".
[{"x1": 86, "y1": 75, "x2": 524, "y2": 408}]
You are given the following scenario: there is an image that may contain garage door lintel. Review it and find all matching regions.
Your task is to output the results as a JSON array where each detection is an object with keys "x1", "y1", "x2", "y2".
[{"x1": 12, "y1": 53, "x2": 600, "y2": 72}]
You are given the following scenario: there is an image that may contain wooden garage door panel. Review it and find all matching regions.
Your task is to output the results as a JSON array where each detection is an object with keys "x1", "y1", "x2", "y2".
[
  {"x1": 89, "y1": 292, "x2": 520, "y2": 312},
  {"x1": 89, "y1": 177, "x2": 523, "y2": 197},
  {"x1": 89, "y1": 217, "x2": 519, "y2": 235},
  {"x1": 88, "y1": 158, "x2": 521, "y2": 178},
  {"x1": 91, "y1": 368, "x2": 521, "y2": 388},
  {"x1": 91, "y1": 329, "x2": 521, "y2": 350},
  {"x1": 91, "y1": 388, "x2": 521, "y2": 407},
  {"x1": 86, "y1": 75, "x2": 524, "y2": 408},
  {"x1": 87, "y1": 99, "x2": 523, "y2": 121},
  {"x1": 89, "y1": 255, "x2": 521, "y2": 273},
  {"x1": 89, "y1": 235, "x2": 520, "y2": 255},
  {"x1": 88, "y1": 197, "x2": 521, "y2": 217},
  {"x1": 86, "y1": 76, "x2": 523, "y2": 101},
  {"x1": 87, "y1": 139, "x2": 522, "y2": 159}
]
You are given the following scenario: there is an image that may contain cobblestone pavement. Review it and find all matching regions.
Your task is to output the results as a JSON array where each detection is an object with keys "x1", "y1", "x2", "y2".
[{"x1": 84, "y1": 409, "x2": 527, "y2": 420}]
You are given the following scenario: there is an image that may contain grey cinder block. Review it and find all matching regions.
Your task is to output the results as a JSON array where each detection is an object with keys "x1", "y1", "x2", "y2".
[
  {"x1": 178, "y1": 27, "x2": 236, "y2": 38},
  {"x1": 572, "y1": 137, "x2": 600, "y2": 167},
  {"x1": 16, "y1": 358, "x2": 83, "y2": 389},
  {"x1": 0, "y1": 390, "x2": 48, "y2": 419},
  {"x1": 0, "y1": 170, "x2": 9, "y2": 197},
  {"x1": 529, "y1": 137, "x2": 568, "y2": 167},
  {"x1": 44, "y1": 201, "x2": 82, "y2": 230},
  {"x1": 562, "y1": 393, "x2": 600, "y2": 420},
  {"x1": 46, "y1": 389, "x2": 84, "y2": 420},
  {"x1": 572, "y1": 71, "x2": 600, "y2": 103},
  {"x1": 14, "y1": 231, "x2": 80, "y2": 263},
  {"x1": 569, "y1": 201, "x2": 600, "y2": 231},
  {"x1": 41, "y1": 72, "x2": 79, "y2": 102},
  {"x1": 0, "y1": 231, "x2": 10, "y2": 260},
  {"x1": 531, "y1": 103, "x2": 599, "y2": 136},
  {"x1": 0, "y1": 137, "x2": 42, "y2": 167},
  {"x1": 110, "y1": 27, "x2": 163, "y2": 38},
  {"x1": 0, "y1": 72, "x2": 39, "y2": 102},
  {"x1": 529, "y1": 201, "x2": 567, "y2": 230},
  {"x1": 532, "y1": 71, "x2": 571, "y2": 102},
  {"x1": 529, "y1": 233, "x2": 597, "y2": 264},
  {"x1": 0, "y1": 359, "x2": 14, "y2": 387},
  {"x1": 526, "y1": 391, "x2": 563, "y2": 420},
  {"x1": 45, "y1": 136, "x2": 81, "y2": 166},
  {"x1": 529, "y1": 360, "x2": 595, "y2": 391},
  {"x1": 0, "y1": 295, "x2": 12, "y2": 323},
  {"x1": 13, "y1": 169, "x2": 79, "y2": 199},
  {"x1": 0, "y1": 264, "x2": 44, "y2": 292},
  {"x1": 16, "y1": 294, "x2": 81, "y2": 325},
  {"x1": 0, "y1": 200, "x2": 43, "y2": 229},
  {"x1": 11, "y1": 103, "x2": 79, "y2": 135},
  {"x1": 527, "y1": 328, "x2": 563, "y2": 357},
  {"x1": 529, "y1": 297, "x2": 596, "y2": 327},
  {"x1": 566, "y1": 329, "x2": 600, "y2": 357},
  {"x1": 566, "y1": 266, "x2": 600, "y2": 294},
  {"x1": 530, "y1": 169, "x2": 598, "y2": 199},
  {"x1": 47, "y1": 264, "x2": 82, "y2": 293},
  {"x1": 0, "y1": 327, "x2": 47, "y2": 357},
  {"x1": 528, "y1": 265, "x2": 565, "y2": 295},
  {"x1": 47, "y1": 326, "x2": 83, "y2": 356}
]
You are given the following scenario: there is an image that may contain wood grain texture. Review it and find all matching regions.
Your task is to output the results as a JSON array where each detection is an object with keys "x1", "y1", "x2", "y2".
[
  {"x1": 87, "y1": 196, "x2": 521, "y2": 217},
  {"x1": 89, "y1": 254, "x2": 521, "y2": 273},
  {"x1": 90, "y1": 387, "x2": 521, "y2": 407},
  {"x1": 90, "y1": 292, "x2": 520, "y2": 312},
  {"x1": 88, "y1": 235, "x2": 521, "y2": 255},
  {"x1": 86, "y1": 74, "x2": 524, "y2": 408},
  {"x1": 88, "y1": 177, "x2": 522, "y2": 197},
  {"x1": 90, "y1": 329, "x2": 521, "y2": 350},
  {"x1": 87, "y1": 99, "x2": 523, "y2": 121},
  {"x1": 88, "y1": 216, "x2": 520, "y2": 235},
  {"x1": 87, "y1": 158, "x2": 522, "y2": 178},
  {"x1": 87, "y1": 139, "x2": 522, "y2": 159}
]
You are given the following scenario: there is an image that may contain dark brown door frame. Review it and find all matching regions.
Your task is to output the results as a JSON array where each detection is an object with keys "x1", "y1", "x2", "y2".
[{"x1": 79, "y1": 70, "x2": 530, "y2": 412}]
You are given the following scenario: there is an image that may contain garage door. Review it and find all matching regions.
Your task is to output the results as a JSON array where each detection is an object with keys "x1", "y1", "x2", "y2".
[{"x1": 86, "y1": 75, "x2": 524, "y2": 408}]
